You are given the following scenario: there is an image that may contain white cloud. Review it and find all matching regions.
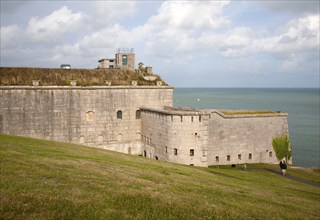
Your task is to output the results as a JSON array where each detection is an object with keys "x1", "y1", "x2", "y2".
[
  {"x1": 26, "y1": 6, "x2": 85, "y2": 43},
  {"x1": 150, "y1": 1, "x2": 230, "y2": 30},
  {"x1": 143, "y1": 1, "x2": 231, "y2": 62},
  {"x1": 0, "y1": 24, "x2": 23, "y2": 48},
  {"x1": 203, "y1": 14, "x2": 319, "y2": 59},
  {"x1": 260, "y1": 14, "x2": 319, "y2": 54}
]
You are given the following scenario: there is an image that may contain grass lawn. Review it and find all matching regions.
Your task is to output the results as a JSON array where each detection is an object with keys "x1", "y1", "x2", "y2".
[{"x1": 1, "y1": 134, "x2": 319, "y2": 219}]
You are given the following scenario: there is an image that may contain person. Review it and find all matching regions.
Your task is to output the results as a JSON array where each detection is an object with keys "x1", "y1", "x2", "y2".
[{"x1": 279, "y1": 160, "x2": 287, "y2": 176}]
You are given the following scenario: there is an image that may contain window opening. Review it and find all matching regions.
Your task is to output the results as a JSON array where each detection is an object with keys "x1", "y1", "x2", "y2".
[
  {"x1": 269, "y1": 151, "x2": 272, "y2": 157},
  {"x1": 122, "y1": 55, "x2": 127, "y2": 65},
  {"x1": 117, "y1": 110, "x2": 122, "y2": 119},
  {"x1": 190, "y1": 149, "x2": 194, "y2": 156},
  {"x1": 174, "y1": 148, "x2": 178, "y2": 155},
  {"x1": 249, "y1": 153, "x2": 252, "y2": 160},
  {"x1": 238, "y1": 154, "x2": 241, "y2": 160},
  {"x1": 227, "y1": 155, "x2": 230, "y2": 161},
  {"x1": 136, "y1": 110, "x2": 141, "y2": 119},
  {"x1": 86, "y1": 111, "x2": 94, "y2": 121},
  {"x1": 216, "y1": 156, "x2": 219, "y2": 162}
]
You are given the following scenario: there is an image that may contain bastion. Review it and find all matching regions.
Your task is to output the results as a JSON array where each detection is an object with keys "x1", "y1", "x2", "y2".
[{"x1": 0, "y1": 67, "x2": 290, "y2": 167}]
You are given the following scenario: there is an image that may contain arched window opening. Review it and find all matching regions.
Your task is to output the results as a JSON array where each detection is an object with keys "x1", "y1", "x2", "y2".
[
  {"x1": 117, "y1": 110, "x2": 122, "y2": 119},
  {"x1": 86, "y1": 111, "x2": 94, "y2": 121},
  {"x1": 136, "y1": 110, "x2": 141, "y2": 119}
]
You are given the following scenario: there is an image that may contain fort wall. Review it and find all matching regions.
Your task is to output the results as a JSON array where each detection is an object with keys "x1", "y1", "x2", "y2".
[
  {"x1": 141, "y1": 108, "x2": 289, "y2": 167},
  {"x1": 0, "y1": 86, "x2": 173, "y2": 155},
  {"x1": 141, "y1": 108, "x2": 210, "y2": 166},
  {"x1": 207, "y1": 111, "x2": 289, "y2": 166},
  {"x1": 0, "y1": 83, "x2": 290, "y2": 167}
]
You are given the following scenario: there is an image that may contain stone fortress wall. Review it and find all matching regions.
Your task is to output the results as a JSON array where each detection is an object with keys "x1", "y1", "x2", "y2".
[
  {"x1": 141, "y1": 107, "x2": 210, "y2": 167},
  {"x1": 141, "y1": 107, "x2": 289, "y2": 167},
  {"x1": 0, "y1": 86, "x2": 173, "y2": 155},
  {"x1": 0, "y1": 68, "x2": 290, "y2": 167},
  {"x1": 207, "y1": 111, "x2": 288, "y2": 166}
]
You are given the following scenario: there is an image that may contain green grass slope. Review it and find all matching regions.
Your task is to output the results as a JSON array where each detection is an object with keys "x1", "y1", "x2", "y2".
[{"x1": 1, "y1": 134, "x2": 319, "y2": 220}]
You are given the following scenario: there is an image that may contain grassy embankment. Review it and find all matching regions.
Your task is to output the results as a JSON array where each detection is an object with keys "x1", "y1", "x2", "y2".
[
  {"x1": 0, "y1": 67, "x2": 166, "y2": 86},
  {"x1": 1, "y1": 134, "x2": 319, "y2": 219}
]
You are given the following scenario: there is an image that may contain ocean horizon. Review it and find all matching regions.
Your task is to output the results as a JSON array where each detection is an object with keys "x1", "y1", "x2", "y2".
[{"x1": 173, "y1": 88, "x2": 320, "y2": 168}]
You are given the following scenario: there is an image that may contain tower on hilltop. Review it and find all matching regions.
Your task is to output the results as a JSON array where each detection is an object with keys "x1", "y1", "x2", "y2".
[{"x1": 115, "y1": 48, "x2": 135, "y2": 70}]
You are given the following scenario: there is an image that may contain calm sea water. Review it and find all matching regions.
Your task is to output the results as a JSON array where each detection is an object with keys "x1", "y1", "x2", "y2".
[{"x1": 173, "y1": 88, "x2": 320, "y2": 168}]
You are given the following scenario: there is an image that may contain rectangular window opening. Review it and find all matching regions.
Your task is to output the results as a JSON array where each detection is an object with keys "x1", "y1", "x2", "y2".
[
  {"x1": 227, "y1": 155, "x2": 230, "y2": 161},
  {"x1": 190, "y1": 149, "x2": 194, "y2": 156},
  {"x1": 249, "y1": 153, "x2": 252, "y2": 160},
  {"x1": 174, "y1": 148, "x2": 178, "y2": 155},
  {"x1": 238, "y1": 154, "x2": 241, "y2": 160},
  {"x1": 215, "y1": 156, "x2": 219, "y2": 162}
]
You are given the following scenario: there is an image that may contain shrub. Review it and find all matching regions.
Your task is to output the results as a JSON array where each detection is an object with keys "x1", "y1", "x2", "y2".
[{"x1": 272, "y1": 135, "x2": 292, "y2": 161}]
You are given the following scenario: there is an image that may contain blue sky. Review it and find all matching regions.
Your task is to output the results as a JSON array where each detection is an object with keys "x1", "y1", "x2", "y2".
[{"x1": 1, "y1": 0, "x2": 319, "y2": 88}]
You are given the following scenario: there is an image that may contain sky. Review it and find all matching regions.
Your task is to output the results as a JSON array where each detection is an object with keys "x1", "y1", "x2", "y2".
[{"x1": 1, "y1": 0, "x2": 319, "y2": 88}]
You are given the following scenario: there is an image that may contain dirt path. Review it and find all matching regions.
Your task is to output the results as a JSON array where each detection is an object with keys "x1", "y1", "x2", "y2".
[{"x1": 263, "y1": 168, "x2": 320, "y2": 187}]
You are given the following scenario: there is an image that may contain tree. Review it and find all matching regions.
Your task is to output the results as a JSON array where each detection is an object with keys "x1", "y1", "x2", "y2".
[{"x1": 272, "y1": 135, "x2": 292, "y2": 162}]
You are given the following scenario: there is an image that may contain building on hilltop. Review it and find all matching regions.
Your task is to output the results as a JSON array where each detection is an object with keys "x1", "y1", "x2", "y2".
[
  {"x1": 98, "y1": 48, "x2": 135, "y2": 70},
  {"x1": 98, "y1": 58, "x2": 115, "y2": 69},
  {"x1": 115, "y1": 48, "x2": 135, "y2": 70}
]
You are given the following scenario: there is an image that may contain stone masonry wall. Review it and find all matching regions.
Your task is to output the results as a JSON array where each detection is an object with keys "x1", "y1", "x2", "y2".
[
  {"x1": 208, "y1": 111, "x2": 289, "y2": 166},
  {"x1": 0, "y1": 86, "x2": 173, "y2": 155},
  {"x1": 141, "y1": 108, "x2": 289, "y2": 167},
  {"x1": 141, "y1": 108, "x2": 210, "y2": 167}
]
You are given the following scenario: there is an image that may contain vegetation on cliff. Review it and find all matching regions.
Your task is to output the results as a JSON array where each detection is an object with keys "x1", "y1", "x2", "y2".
[
  {"x1": 0, "y1": 134, "x2": 319, "y2": 219},
  {"x1": 0, "y1": 67, "x2": 168, "y2": 86}
]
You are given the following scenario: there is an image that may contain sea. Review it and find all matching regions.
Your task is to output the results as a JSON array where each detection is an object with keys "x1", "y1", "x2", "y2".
[{"x1": 173, "y1": 88, "x2": 320, "y2": 168}]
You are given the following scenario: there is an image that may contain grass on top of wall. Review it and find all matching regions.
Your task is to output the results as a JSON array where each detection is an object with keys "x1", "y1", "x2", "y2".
[
  {"x1": 0, "y1": 67, "x2": 167, "y2": 86},
  {"x1": 1, "y1": 134, "x2": 319, "y2": 220},
  {"x1": 220, "y1": 110, "x2": 277, "y2": 115}
]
